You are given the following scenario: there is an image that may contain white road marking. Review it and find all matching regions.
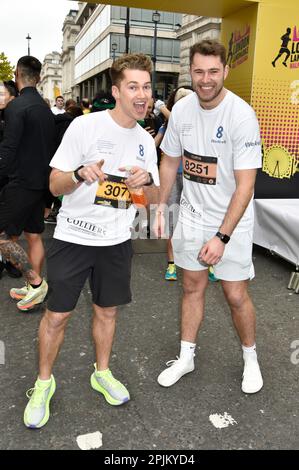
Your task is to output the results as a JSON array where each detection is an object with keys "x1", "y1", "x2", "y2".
[
  {"x1": 209, "y1": 412, "x2": 237, "y2": 429},
  {"x1": 76, "y1": 431, "x2": 103, "y2": 450}
]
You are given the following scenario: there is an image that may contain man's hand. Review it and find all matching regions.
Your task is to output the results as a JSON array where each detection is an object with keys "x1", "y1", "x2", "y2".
[
  {"x1": 153, "y1": 207, "x2": 167, "y2": 238},
  {"x1": 119, "y1": 166, "x2": 151, "y2": 188},
  {"x1": 198, "y1": 236, "x2": 225, "y2": 266},
  {"x1": 77, "y1": 159, "x2": 107, "y2": 184}
]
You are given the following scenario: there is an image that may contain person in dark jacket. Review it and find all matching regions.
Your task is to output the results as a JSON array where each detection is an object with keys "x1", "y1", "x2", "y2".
[
  {"x1": 0, "y1": 56, "x2": 55, "y2": 311},
  {"x1": 0, "y1": 80, "x2": 21, "y2": 279}
]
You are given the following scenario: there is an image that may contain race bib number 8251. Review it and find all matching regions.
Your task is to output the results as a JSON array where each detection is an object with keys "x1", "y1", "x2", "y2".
[{"x1": 183, "y1": 149, "x2": 217, "y2": 185}]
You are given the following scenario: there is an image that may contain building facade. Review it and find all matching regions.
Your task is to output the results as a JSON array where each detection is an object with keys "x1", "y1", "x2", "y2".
[
  {"x1": 74, "y1": 3, "x2": 182, "y2": 101},
  {"x1": 177, "y1": 15, "x2": 221, "y2": 87},
  {"x1": 37, "y1": 51, "x2": 63, "y2": 105},
  {"x1": 61, "y1": 9, "x2": 81, "y2": 100}
]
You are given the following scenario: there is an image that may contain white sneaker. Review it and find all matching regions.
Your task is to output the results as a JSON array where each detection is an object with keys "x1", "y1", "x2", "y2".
[
  {"x1": 157, "y1": 356, "x2": 194, "y2": 387},
  {"x1": 242, "y1": 356, "x2": 263, "y2": 394}
]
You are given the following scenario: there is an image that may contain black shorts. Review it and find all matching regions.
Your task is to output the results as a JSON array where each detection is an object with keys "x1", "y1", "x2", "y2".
[
  {"x1": 0, "y1": 184, "x2": 45, "y2": 236},
  {"x1": 46, "y1": 239, "x2": 133, "y2": 312}
]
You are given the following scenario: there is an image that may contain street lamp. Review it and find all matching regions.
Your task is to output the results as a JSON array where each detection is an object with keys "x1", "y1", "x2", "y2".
[
  {"x1": 26, "y1": 33, "x2": 31, "y2": 56},
  {"x1": 152, "y1": 10, "x2": 161, "y2": 98},
  {"x1": 111, "y1": 42, "x2": 117, "y2": 62}
]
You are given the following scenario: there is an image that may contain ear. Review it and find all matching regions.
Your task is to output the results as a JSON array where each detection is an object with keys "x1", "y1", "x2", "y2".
[
  {"x1": 111, "y1": 85, "x2": 119, "y2": 101},
  {"x1": 224, "y1": 64, "x2": 229, "y2": 80}
]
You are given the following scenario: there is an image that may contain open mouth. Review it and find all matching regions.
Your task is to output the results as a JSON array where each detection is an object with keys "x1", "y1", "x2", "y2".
[{"x1": 134, "y1": 101, "x2": 147, "y2": 114}]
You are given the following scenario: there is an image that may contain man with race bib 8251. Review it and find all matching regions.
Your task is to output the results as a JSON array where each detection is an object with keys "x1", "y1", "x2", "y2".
[{"x1": 155, "y1": 40, "x2": 263, "y2": 395}]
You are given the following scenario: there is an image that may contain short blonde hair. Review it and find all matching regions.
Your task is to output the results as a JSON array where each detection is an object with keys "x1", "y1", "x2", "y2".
[
  {"x1": 110, "y1": 53, "x2": 152, "y2": 87},
  {"x1": 174, "y1": 87, "x2": 193, "y2": 103}
]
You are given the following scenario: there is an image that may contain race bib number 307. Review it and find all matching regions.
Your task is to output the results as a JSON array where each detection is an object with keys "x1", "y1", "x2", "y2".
[
  {"x1": 183, "y1": 149, "x2": 217, "y2": 185},
  {"x1": 94, "y1": 174, "x2": 132, "y2": 209}
]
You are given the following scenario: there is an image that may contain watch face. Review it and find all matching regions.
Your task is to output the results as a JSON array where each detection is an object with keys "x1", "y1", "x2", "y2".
[{"x1": 263, "y1": 146, "x2": 293, "y2": 179}]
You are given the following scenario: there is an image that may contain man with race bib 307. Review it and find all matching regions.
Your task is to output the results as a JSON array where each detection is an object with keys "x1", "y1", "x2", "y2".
[
  {"x1": 155, "y1": 40, "x2": 263, "y2": 395},
  {"x1": 23, "y1": 53, "x2": 159, "y2": 429}
]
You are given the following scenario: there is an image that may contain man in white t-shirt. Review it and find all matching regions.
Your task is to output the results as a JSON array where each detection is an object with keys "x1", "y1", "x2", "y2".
[
  {"x1": 23, "y1": 53, "x2": 159, "y2": 429},
  {"x1": 155, "y1": 39, "x2": 263, "y2": 394},
  {"x1": 51, "y1": 95, "x2": 65, "y2": 115}
]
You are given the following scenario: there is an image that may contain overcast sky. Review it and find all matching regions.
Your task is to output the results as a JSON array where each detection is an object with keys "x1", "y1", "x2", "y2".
[{"x1": 0, "y1": 0, "x2": 79, "y2": 67}]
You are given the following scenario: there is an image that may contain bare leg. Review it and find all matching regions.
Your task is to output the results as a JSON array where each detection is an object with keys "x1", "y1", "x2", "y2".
[
  {"x1": 92, "y1": 304, "x2": 117, "y2": 371},
  {"x1": 24, "y1": 232, "x2": 45, "y2": 276},
  {"x1": 167, "y1": 239, "x2": 174, "y2": 262},
  {"x1": 181, "y1": 269, "x2": 209, "y2": 342},
  {"x1": 38, "y1": 309, "x2": 71, "y2": 380},
  {"x1": 0, "y1": 234, "x2": 42, "y2": 285},
  {"x1": 221, "y1": 280, "x2": 256, "y2": 346}
]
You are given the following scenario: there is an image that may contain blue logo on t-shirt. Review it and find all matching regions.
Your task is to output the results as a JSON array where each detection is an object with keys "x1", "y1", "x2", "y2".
[
  {"x1": 139, "y1": 145, "x2": 144, "y2": 157},
  {"x1": 216, "y1": 126, "x2": 224, "y2": 139}
]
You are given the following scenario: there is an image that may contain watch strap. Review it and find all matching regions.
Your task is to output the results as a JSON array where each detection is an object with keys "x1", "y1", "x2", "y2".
[
  {"x1": 143, "y1": 172, "x2": 154, "y2": 186},
  {"x1": 216, "y1": 231, "x2": 230, "y2": 244},
  {"x1": 72, "y1": 165, "x2": 84, "y2": 183}
]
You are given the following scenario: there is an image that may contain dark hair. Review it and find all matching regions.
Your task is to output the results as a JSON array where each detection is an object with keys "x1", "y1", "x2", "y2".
[
  {"x1": 91, "y1": 91, "x2": 115, "y2": 112},
  {"x1": 66, "y1": 105, "x2": 83, "y2": 118},
  {"x1": 190, "y1": 39, "x2": 227, "y2": 67},
  {"x1": 110, "y1": 53, "x2": 152, "y2": 87},
  {"x1": 81, "y1": 98, "x2": 90, "y2": 109},
  {"x1": 65, "y1": 98, "x2": 77, "y2": 110},
  {"x1": 55, "y1": 95, "x2": 64, "y2": 101},
  {"x1": 17, "y1": 56, "x2": 42, "y2": 83},
  {"x1": 3, "y1": 80, "x2": 18, "y2": 97}
]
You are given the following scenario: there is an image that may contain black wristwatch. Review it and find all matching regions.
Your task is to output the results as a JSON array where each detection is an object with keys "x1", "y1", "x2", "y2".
[
  {"x1": 144, "y1": 172, "x2": 154, "y2": 186},
  {"x1": 71, "y1": 165, "x2": 84, "y2": 184},
  {"x1": 216, "y1": 231, "x2": 230, "y2": 244}
]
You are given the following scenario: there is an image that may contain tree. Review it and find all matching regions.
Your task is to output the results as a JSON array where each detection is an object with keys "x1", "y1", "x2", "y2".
[{"x1": 0, "y1": 52, "x2": 14, "y2": 81}]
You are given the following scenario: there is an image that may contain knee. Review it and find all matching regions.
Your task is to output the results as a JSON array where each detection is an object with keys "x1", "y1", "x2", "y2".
[
  {"x1": 182, "y1": 278, "x2": 207, "y2": 297},
  {"x1": 95, "y1": 306, "x2": 117, "y2": 322},
  {"x1": 224, "y1": 290, "x2": 248, "y2": 310},
  {"x1": 43, "y1": 310, "x2": 70, "y2": 330},
  {"x1": 25, "y1": 233, "x2": 42, "y2": 244}
]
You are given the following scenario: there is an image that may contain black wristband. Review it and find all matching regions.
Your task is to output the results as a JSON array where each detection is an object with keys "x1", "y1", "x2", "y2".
[
  {"x1": 72, "y1": 165, "x2": 84, "y2": 183},
  {"x1": 144, "y1": 172, "x2": 154, "y2": 186},
  {"x1": 215, "y1": 231, "x2": 230, "y2": 244}
]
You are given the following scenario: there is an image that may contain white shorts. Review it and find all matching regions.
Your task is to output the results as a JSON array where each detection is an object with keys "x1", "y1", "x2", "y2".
[{"x1": 171, "y1": 219, "x2": 255, "y2": 281}]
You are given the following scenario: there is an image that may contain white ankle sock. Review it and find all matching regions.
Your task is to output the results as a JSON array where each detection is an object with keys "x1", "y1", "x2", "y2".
[
  {"x1": 242, "y1": 344, "x2": 257, "y2": 361},
  {"x1": 180, "y1": 340, "x2": 196, "y2": 362}
]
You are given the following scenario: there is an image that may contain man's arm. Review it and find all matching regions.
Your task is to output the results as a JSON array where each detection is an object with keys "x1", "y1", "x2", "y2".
[
  {"x1": 199, "y1": 168, "x2": 257, "y2": 266},
  {"x1": 153, "y1": 154, "x2": 181, "y2": 237},
  {"x1": 158, "y1": 154, "x2": 181, "y2": 206},
  {"x1": 49, "y1": 160, "x2": 106, "y2": 197}
]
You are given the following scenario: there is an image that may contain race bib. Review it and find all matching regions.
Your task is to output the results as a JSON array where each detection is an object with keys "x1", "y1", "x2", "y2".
[
  {"x1": 183, "y1": 149, "x2": 217, "y2": 185},
  {"x1": 94, "y1": 174, "x2": 132, "y2": 209}
]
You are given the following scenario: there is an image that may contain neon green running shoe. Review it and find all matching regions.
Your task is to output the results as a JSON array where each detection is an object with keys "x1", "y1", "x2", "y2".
[
  {"x1": 17, "y1": 279, "x2": 48, "y2": 311},
  {"x1": 165, "y1": 263, "x2": 177, "y2": 281},
  {"x1": 10, "y1": 284, "x2": 29, "y2": 300},
  {"x1": 90, "y1": 364, "x2": 130, "y2": 406},
  {"x1": 24, "y1": 375, "x2": 56, "y2": 429}
]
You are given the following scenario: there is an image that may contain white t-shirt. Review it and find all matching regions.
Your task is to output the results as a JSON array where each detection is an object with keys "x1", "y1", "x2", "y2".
[
  {"x1": 51, "y1": 106, "x2": 65, "y2": 115},
  {"x1": 160, "y1": 90, "x2": 262, "y2": 232},
  {"x1": 50, "y1": 110, "x2": 159, "y2": 246}
]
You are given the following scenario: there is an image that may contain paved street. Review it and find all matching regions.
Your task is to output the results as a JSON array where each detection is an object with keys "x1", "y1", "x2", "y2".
[{"x1": 0, "y1": 226, "x2": 298, "y2": 450}]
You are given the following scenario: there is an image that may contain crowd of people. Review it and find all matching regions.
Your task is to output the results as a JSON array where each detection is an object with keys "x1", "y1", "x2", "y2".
[{"x1": 0, "y1": 39, "x2": 263, "y2": 430}]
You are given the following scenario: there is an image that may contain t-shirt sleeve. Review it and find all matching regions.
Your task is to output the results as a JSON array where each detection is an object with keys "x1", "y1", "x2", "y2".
[
  {"x1": 49, "y1": 117, "x2": 84, "y2": 171},
  {"x1": 232, "y1": 116, "x2": 262, "y2": 170},
  {"x1": 160, "y1": 110, "x2": 182, "y2": 157}
]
